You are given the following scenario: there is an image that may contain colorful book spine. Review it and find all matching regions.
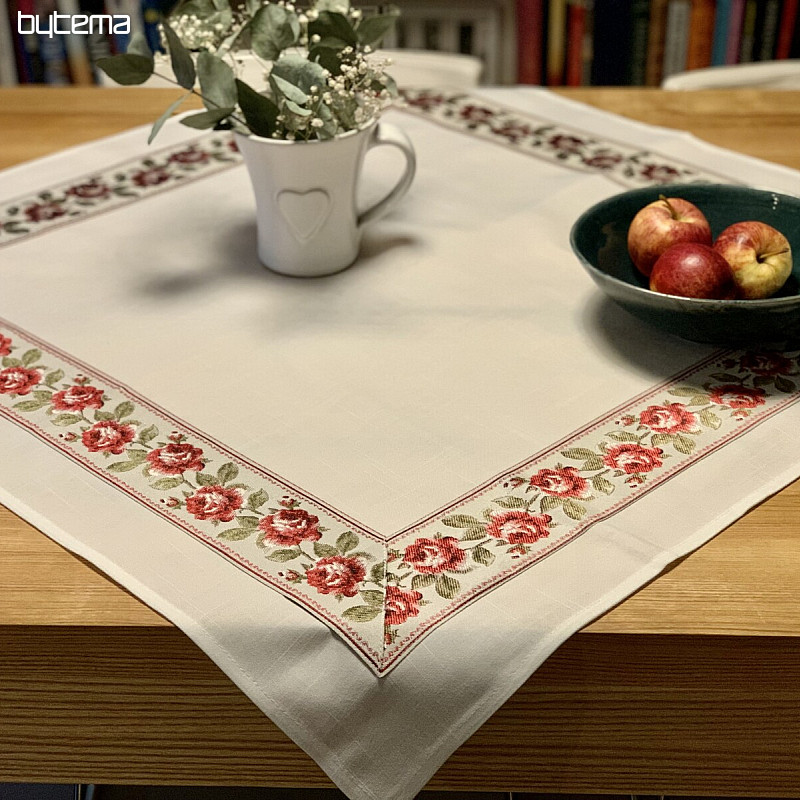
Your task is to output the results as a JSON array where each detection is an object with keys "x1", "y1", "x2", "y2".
[
  {"x1": 756, "y1": 0, "x2": 780, "y2": 59},
  {"x1": 0, "y1": 0, "x2": 17, "y2": 84},
  {"x1": 775, "y1": 0, "x2": 798, "y2": 58},
  {"x1": 662, "y1": 0, "x2": 691, "y2": 79},
  {"x1": 546, "y1": 0, "x2": 567, "y2": 85},
  {"x1": 686, "y1": 0, "x2": 716, "y2": 69},
  {"x1": 16, "y1": 0, "x2": 45, "y2": 82},
  {"x1": 591, "y1": 0, "x2": 632, "y2": 85},
  {"x1": 645, "y1": 0, "x2": 670, "y2": 85},
  {"x1": 580, "y1": 0, "x2": 594, "y2": 84},
  {"x1": 725, "y1": 0, "x2": 745, "y2": 62},
  {"x1": 565, "y1": 0, "x2": 586, "y2": 85},
  {"x1": 711, "y1": 0, "x2": 732, "y2": 64},
  {"x1": 627, "y1": 0, "x2": 650, "y2": 84},
  {"x1": 516, "y1": 0, "x2": 544, "y2": 84},
  {"x1": 738, "y1": 0, "x2": 758, "y2": 61},
  {"x1": 54, "y1": 0, "x2": 94, "y2": 83}
]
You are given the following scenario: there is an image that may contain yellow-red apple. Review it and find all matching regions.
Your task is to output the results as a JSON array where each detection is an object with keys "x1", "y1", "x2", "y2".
[
  {"x1": 627, "y1": 196, "x2": 712, "y2": 277},
  {"x1": 649, "y1": 242, "x2": 737, "y2": 299},
  {"x1": 713, "y1": 221, "x2": 792, "y2": 299}
]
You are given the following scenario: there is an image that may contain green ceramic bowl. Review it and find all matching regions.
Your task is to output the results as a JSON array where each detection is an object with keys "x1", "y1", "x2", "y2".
[{"x1": 570, "y1": 184, "x2": 800, "y2": 345}]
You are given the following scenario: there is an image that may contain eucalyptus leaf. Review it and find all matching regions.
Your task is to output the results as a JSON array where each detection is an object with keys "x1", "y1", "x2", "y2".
[
  {"x1": 236, "y1": 79, "x2": 278, "y2": 137},
  {"x1": 314, "y1": 0, "x2": 350, "y2": 11},
  {"x1": 308, "y1": 10, "x2": 358, "y2": 47},
  {"x1": 284, "y1": 99, "x2": 312, "y2": 117},
  {"x1": 126, "y1": 31, "x2": 153, "y2": 58},
  {"x1": 97, "y1": 53, "x2": 155, "y2": 86},
  {"x1": 162, "y1": 21, "x2": 196, "y2": 89},
  {"x1": 196, "y1": 51, "x2": 237, "y2": 110},
  {"x1": 270, "y1": 73, "x2": 308, "y2": 105},
  {"x1": 148, "y1": 94, "x2": 190, "y2": 144},
  {"x1": 356, "y1": 7, "x2": 399, "y2": 46},
  {"x1": 250, "y1": 4, "x2": 300, "y2": 60},
  {"x1": 272, "y1": 54, "x2": 328, "y2": 95},
  {"x1": 181, "y1": 108, "x2": 236, "y2": 129}
]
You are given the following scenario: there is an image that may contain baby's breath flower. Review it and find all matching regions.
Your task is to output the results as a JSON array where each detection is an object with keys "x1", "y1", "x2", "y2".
[{"x1": 310, "y1": 33, "x2": 321, "y2": 43}]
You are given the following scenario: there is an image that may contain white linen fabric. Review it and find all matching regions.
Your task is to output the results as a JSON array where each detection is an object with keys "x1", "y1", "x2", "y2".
[{"x1": 1, "y1": 88, "x2": 800, "y2": 799}]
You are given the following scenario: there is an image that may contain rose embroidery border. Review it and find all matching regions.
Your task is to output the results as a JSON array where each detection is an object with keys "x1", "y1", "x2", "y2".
[{"x1": 2, "y1": 320, "x2": 799, "y2": 673}]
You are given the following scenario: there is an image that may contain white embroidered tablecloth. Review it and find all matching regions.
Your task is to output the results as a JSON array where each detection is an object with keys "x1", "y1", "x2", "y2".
[{"x1": 1, "y1": 88, "x2": 800, "y2": 800}]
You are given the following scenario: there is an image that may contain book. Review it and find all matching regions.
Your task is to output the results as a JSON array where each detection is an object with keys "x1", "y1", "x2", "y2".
[
  {"x1": 546, "y1": 0, "x2": 567, "y2": 85},
  {"x1": 0, "y1": 0, "x2": 17, "y2": 84},
  {"x1": 775, "y1": 0, "x2": 798, "y2": 58},
  {"x1": 591, "y1": 0, "x2": 632, "y2": 85},
  {"x1": 738, "y1": 0, "x2": 758, "y2": 61},
  {"x1": 516, "y1": 0, "x2": 544, "y2": 84},
  {"x1": 627, "y1": 0, "x2": 650, "y2": 84},
  {"x1": 711, "y1": 0, "x2": 732, "y2": 64},
  {"x1": 565, "y1": 0, "x2": 586, "y2": 86},
  {"x1": 54, "y1": 0, "x2": 94, "y2": 84},
  {"x1": 662, "y1": 0, "x2": 691, "y2": 79},
  {"x1": 725, "y1": 0, "x2": 745, "y2": 62},
  {"x1": 686, "y1": 0, "x2": 716, "y2": 69},
  {"x1": 580, "y1": 0, "x2": 594, "y2": 84},
  {"x1": 36, "y1": 0, "x2": 71, "y2": 83},
  {"x1": 78, "y1": 0, "x2": 113, "y2": 78},
  {"x1": 645, "y1": 0, "x2": 669, "y2": 85},
  {"x1": 755, "y1": 0, "x2": 780, "y2": 59},
  {"x1": 15, "y1": 0, "x2": 45, "y2": 82}
]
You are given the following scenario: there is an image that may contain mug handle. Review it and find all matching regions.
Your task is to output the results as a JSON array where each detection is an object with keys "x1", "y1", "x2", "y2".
[{"x1": 358, "y1": 122, "x2": 417, "y2": 228}]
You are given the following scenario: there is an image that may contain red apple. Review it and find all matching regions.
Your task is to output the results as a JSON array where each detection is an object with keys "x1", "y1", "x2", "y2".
[
  {"x1": 713, "y1": 221, "x2": 792, "y2": 300},
  {"x1": 627, "y1": 196, "x2": 712, "y2": 277},
  {"x1": 649, "y1": 242, "x2": 737, "y2": 299}
]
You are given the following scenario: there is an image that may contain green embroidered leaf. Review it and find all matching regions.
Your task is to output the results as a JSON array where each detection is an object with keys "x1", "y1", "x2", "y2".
[
  {"x1": 217, "y1": 527, "x2": 255, "y2": 541},
  {"x1": 442, "y1": 514, "x2": 483, "y2": 528},
  {"x1": 313, "y1": 541, "x2": 339, "y2": 559},
  {"x1": 605, "y1": 431, "x2": 640, "y2": 443},
  {"x1": 44, "y1": 369, "x2": 64, "y2": 387},
  {"x1": 673, "y1": 434, "x2": 695, "y2": 455},
  {"x1": 591, "y1": 474, "x2": 615, "y2": 495},
  {"x1": 562, "y1": 499, "x2": 587, "y2": 521},
  {"x1": 753, "y1": 375, "x2": 774, "y2": 388},
  {"x1": 13, "y1": 399, "x2": 49, "y2": 412},
  {"x1": 336, "y1": 530, "x2": 359, "y2": 553},
  {"x1": 195, "y1": 472, "x2": 216, "y2": 486},
  {"x1": 237, "y1": 515, "x2": 260, "y2": 529},
  {"x1": 561, "y1": 447, "x2": 597, "y2": 460},
  {"x1": 540, "y1": 495, "x2": 563, "y2": 513},
  {"x1": 94, "y1": 410, "x2": 116, "y2": 421},
  {"x1": 217, "y1": 462, "x2": 239, "y2": 485},
  {"x1": 246, "y1": 489, "x2": 269, "y2": 510},
  {"x1": 492, "y1": 495, "x2": 528, "y2": 509},
  {"x1": 582, "y1": 456, "x2": 605, "y2": 471},
  {"x1": 775, "y1": 376, "x2": 796, "y2": 393},
  {"x1": 460, "y1": 526, "x2": 487, "y2": 541},
  {"x1": 651, "y1": 433, "x2": 674, "y2": 447},
  {"x1": 51, "y1": 413, "x2": 83, "y2": 426},
  {"x1": 472, "y1": 545, "x2": 495, "y2": 566},
  {"x1": 710, "y1": 373, "x2": 742, "y2": 382},
  {"x1": 342, "y1": 605, "x2": 382, "y2": 623},
  {"x1": 411, "y1": 573, "x2": 435, "y2": 591},
  {"x1": 265, "y1": 547, "x2": 302, "y2": 562},
  {"x1": 138, "y1": 424, "x2": 159, "y2": 444},
  {"x1": 21, "y1": 348, "x2": 41, "y2": 366},
  {"x1": 150, "y1": 477, "x2": 184, "y2": 490},
  {"x1": 689, "y1": 395, "x2": 711, "y2": 406},
  {"x1": 107, "y1": 460, "x2": 140, "y2": 472},
  {"x1": 114, "y1": 401, "x2": 135, "y2": 419},
  {"x1": 669, "y1": 386, "x2": 704, "y2": 397},
  {"x1": 434, "y1": 574, "x2": 460, "y2": 600},
  {"x1": 2, "y1": 357, "x2": 21, "y2": 368},
  {"x1": 126, "y1": 448, "x2": 149, "y2": 464},
  {"x1": 699, "y1": 409, "x2": 722, "y2": 429},
  {"x1": 370, "y1": 561, "x2": 385, "y2": 584},
  {"x1": 348, "y1": 550, "x2": 375, "y2": 561},
  {"x1": 359, "y1": 589, "x2": 384, "y2": 607}
]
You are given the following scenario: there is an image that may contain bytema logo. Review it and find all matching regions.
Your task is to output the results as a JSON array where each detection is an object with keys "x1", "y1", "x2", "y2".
[{"x1": 18, "y1": 11, "x2": 131, "y2": 37}]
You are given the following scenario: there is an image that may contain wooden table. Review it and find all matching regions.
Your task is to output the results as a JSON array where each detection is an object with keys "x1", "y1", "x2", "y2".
[{"x1": 2, "y1": 87, "x2": 800, "y2": 795}]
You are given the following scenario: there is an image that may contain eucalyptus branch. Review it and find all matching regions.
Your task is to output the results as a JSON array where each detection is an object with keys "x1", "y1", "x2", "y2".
[{"x1": 151, "y1": 70, "x2": 250, "y2": 129}]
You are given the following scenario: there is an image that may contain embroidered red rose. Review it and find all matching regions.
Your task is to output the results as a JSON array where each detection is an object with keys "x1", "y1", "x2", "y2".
[
  {"x1": 228, "y1": 139, "x2": 239, "y2": 153},
  {"x1": 24, "y1": 202, "x2": 66, "y2": 222},
  {"x1": 583, "y1": 153, "x2": 623, "y2": 169},
  {"x1": 549, "y1": 134, "x2": 585, "y2": 153},
  {"x1": 385, "y1": 585, "x2": 423, "y2": 626},
  {"x1": 185, "y1": 485, "x2": 243, "y2": 522},
  {"x1": 603, "y1": 443, "x2": 663, "y2": 474},
  {"x1": 81, "y1": 419, "x2": 135, "y2": 454},
  {"x1": 258, "y1": 508, "x2": 321, "y2": 546},
  {"x1": 639, "y1": 403, "x2": 697, "y2": 434},
  {"x1": 486, "y1": 510, "x2": 552, "y2": 544},
  {"x1": 460, "y1": 104, "x2": 493, "y2": 123},
  {"x1": 529, "y1": 466, "x2": 589, "y2": 498},
  {"x1": 492, "y1": 122, "x2": 531, "y2": 142},
  {"x1": 169, "y1": 148, "x2": 209, "y2": 164},
  {"x1": 132, "y1": 168, "x2": 170, "y2": 187},
  {"x1": 305, "y1": 556, "x2": 365, "y2": 597},
  {"x1": 0, "y1": 335, "x2": 12, "y2": 356},
  {"x1": 405, "y1": 92, "x2": 445, "y2": 111},
  {"x1": 740, "y1": 352, "x2": 794, "y2": 376},
  {"x1": 640, "y1": 163, "x2": 680, "y2": 183},
  {"x1": 51, "y1": 385, "x2": 105, "y2": 411},
  {"x1": 146, "y1": 443, "x2": 205, "y2": 474},
  {"x1": 709, "y1": 384, "x2": 766, "y2": 409},
  {"x1": 67, "y1": 181, "x2": 110, "y2": 199},
  {"x1": 0, "y1": 366, "x2": 41, "y2": 395},
  {"x1": 403, "y1": 536, "x2": 466, "y2": 575}
]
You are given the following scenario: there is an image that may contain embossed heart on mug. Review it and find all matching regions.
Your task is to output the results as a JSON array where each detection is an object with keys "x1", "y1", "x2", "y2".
[{"x1": 277, "y1": 189, "x2": 332, "y2": 242}]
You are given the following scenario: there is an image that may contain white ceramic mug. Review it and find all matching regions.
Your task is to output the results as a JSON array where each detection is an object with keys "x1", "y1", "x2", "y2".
[{"x1": 234, "y1": 120, "x2": 416, "y2": 277}]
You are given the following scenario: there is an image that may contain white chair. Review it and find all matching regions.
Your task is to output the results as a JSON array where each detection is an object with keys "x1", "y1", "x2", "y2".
[{"x1": 663, "y1": 59, "x2": 800, "y2": 90}]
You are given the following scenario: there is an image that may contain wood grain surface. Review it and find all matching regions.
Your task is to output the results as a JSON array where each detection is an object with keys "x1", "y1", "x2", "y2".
[{"x1": 2, "y1": 87, "x2": 800, "y2": 793}]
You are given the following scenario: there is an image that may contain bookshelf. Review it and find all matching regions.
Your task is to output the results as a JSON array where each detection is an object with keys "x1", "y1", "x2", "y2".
[{"x1": 1, "y1": 0, "x2": 799, "y2": 87}]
